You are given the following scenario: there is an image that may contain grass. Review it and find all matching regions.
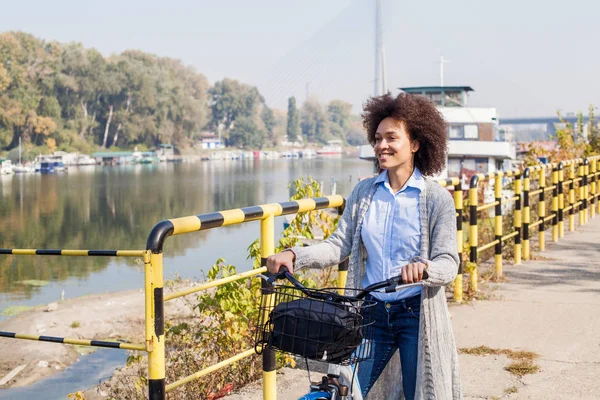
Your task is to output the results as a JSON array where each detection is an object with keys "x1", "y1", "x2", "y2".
[
  {"x1": 459, "y1": 345, "x2": 541, "y2": 378},
  {"x1": 2, "y1": 305, "x2": 33, "y2": 316},
  {"x1": 505, "y1": 360, "x2": 540, "y2": 377},
  {"x1": 504, "y1": 386, "x2": 518, "y2": 395},
  {"x1": 70, "y1": 321, "x2": 80, "y2": 328}
]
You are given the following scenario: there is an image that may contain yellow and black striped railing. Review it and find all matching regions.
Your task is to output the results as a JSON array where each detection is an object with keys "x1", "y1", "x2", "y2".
[
  {"x1": 0, "y1": 331, "x2": 145, "y2": 350},
  {"x1": 3, "y1": 156, "x2": 600, "y2": 400},
  {"x1": 0, "y1": 248, "x2": 150, "y2": 382},
  {"x1": 143, "y1": 195, "x2": 345, "y2": 400},
  {"x1": 0, "y1": 249, "x2": 145, "y2": 256}
]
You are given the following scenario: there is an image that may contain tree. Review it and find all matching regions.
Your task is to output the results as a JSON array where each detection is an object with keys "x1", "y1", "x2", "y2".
[
  {"x1": 588, "y1": 105, "x2": 600, "y2": 154},
  {"x1": 209, "y1": 78, "x2": 264, "y2": 141},
  {"x1": 228, "y1": 116, "x2": 264, "y2": 149},
  {"x1": 301, "y1": 97, "x2": 329, "y2": 143},
  {"x1": 327, "y1": 99, "x2": 352, "y2": 140},
  {"x1": 261, "y1": 106, "x2": 276, "y2": 146},
  {"x1": 286, "y1": 97, "x2": 300, "y2": 142}
]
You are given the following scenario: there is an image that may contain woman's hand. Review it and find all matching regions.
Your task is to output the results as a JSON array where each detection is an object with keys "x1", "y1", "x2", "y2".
[
  {"x1": 266, "y1": 250, "x2": 296, "y2": 274},
  {"x1": 401, "y1": 262, "x2": 427, "y2": 283}
]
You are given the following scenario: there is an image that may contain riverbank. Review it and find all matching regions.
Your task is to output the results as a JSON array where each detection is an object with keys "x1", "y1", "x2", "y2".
[{"x1": 0, "y1": 288, "x2": 188, "y2": 391}]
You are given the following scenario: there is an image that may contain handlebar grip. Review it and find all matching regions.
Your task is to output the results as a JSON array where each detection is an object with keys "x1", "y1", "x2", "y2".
[
  {"x1": 279, "y1": 266, "x2": 290, "y2": 274},
  {"x1": 422, "y1": 269, "x2": 429, "y2": 280}
]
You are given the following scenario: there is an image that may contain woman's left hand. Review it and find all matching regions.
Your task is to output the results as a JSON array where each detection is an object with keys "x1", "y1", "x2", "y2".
[{"x1": 402, "y1": 262, "x2": 428, "y2": 283}]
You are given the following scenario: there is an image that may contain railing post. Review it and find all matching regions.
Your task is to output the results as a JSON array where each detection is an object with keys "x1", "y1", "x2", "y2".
[
  {"x1": 514, "y1": 173, "x2": 522, "y2": 265},
  {"x1": 552, "y1": 165, "x2": 559, "y2": 242},
  {"x1": 538, "y1": 168, "x2": 546, "y2": 252},
  {"x1": 148, "y1": 251, "x2": 166, "y2": 400},
  {"x1": 260, "y1": 213, "x2": 277, "y2": 400},
  {"x1": 569, "y1": 162, "x2": 576, "y2": 231},
  {"x1": 584, "y1": 158, "x2": 590, "y2": 224},
  {"x1": 597, "y1": 158, "x2": 600, "y2": 215},
  {"x1": 523, "y1": 168, "x2": 531, "y2": 261},
  {"x1": 590, "y1": 158, "x2": 596, "y2": 219},
  {"x1": 336, "y1": 202, "x2": 349, "y2": 295},
  {"x1": 454, "y1": 182, "x2": 464, "y2": 303},
  {"x1": 558, "y1": 163, "x2": 565, "y2": 238},
  {"x1": 337, "y1": 259, "x2": 349, "y2": 295},
  {"x1": 494, "y1": 172, "x2": 503, "y2": 277},
  {"x1": 579, "y1": 161, "x2": 585, "y2": 225},
  {"x1": 469, "y1": 175, "x2": 479, "y2": 292}
]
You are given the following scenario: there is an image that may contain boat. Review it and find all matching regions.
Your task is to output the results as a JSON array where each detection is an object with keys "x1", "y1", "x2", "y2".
[
  {"x1": 359, "y1": 86, "x2": 516, "y2": 180},
  {"x1": 300, "y1": 149, "x2": 317, "y2": 158},
  {"x1": 12, "y1": 137, "x2": 34, "y2": 173},
  {"x1": 39, "y1": 160, "x2": 66, "y2": 173},
  {"x1": 0, "y1": 159, "x2": 13, "y2": 175},
  {"x1": 13, "y1": 164, "x2": 34, "y2": 173},
  {"x1": 75, "y1": 154, "x2": 97, "y2": 166}
]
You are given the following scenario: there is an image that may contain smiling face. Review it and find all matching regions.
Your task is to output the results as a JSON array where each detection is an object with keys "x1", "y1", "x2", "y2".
[{"x1": 374, "y1": 117, "x2": 419, "y2": 173}]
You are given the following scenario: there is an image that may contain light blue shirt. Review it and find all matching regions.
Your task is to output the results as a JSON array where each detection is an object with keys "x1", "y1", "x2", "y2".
[{"x1": 361, "y1": 168, "x2": 423, "y2": 301}]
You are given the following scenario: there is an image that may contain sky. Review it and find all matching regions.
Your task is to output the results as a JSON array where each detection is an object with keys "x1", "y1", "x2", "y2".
[{"x1": 2, "y1": 0, "x2": 599, "y2": 118}]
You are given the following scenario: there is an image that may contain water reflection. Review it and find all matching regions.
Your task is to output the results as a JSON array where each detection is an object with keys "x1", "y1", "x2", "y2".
[{"x1": 0, "y1": 158, "x2": 372, "y2": 305}]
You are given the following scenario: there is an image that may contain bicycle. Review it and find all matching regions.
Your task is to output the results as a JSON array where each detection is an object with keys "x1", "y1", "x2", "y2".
[{"x1": 255, "y1": 267, "x2": 427, "y2": 400}]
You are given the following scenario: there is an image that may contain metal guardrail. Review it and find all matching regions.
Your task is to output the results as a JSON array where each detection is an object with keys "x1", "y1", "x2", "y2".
[{"x1": 1, "y1": 156, "x2": 600, "y2": 399}]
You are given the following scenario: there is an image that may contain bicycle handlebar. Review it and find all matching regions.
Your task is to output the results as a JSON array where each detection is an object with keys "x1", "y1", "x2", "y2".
[{"x1": 266, "y1": 266, "x2": 429, "y2": 302}]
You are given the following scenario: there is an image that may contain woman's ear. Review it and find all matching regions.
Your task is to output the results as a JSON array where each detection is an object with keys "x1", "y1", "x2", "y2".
[{"x1": 412, "y1": 140, "x2": 420, "y2": 153}]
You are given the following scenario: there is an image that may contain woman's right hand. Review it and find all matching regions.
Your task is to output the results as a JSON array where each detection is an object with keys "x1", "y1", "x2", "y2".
[{"x1": 266, "y1": 250, "x2": 296, "y2": 274}]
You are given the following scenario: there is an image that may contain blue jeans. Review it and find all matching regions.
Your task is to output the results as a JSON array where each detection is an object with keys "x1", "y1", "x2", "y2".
[{"x1": 357, "y1": 294, "x2": 420, "y2": 399}]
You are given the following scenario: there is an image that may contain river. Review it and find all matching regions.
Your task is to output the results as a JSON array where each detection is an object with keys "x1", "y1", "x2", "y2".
[{"x1": 0, "y1": 156, "x2": 374, "y2": 318}]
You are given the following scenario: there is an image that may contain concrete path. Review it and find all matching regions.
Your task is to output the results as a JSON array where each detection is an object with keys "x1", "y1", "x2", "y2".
[{"x1": 226, "y1": 216, "x2": 600, "y2": 399}]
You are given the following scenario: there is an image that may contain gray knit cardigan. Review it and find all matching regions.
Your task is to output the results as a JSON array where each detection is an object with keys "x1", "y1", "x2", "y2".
[{"x1": 292, "y1": 176, "x2": 463, "y2": 400}]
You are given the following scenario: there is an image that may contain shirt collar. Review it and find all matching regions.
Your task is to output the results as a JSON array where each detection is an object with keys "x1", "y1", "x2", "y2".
[{"x1": 374, "y1": 168, "x2": 425, "y2": 192}]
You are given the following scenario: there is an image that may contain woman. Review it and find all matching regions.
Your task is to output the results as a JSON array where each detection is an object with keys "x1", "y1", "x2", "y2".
[{"x1": 267, "y1": 92, "x2": 462, "y2": 399}]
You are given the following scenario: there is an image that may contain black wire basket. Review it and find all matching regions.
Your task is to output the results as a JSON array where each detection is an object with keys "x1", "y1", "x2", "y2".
[{"x1": 255, "y1": 283, "x2": 376, "y2": 365}]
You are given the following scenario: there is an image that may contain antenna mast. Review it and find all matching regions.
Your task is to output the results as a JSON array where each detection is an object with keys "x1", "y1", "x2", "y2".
[{"x1": 374, "y1": 0, "x2": 384, "y2": 96}]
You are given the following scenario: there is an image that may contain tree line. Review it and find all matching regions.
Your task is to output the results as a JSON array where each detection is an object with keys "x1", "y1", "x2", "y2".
[{"x1": 0, "y1": 31, "x2": 367, "y2": 156}]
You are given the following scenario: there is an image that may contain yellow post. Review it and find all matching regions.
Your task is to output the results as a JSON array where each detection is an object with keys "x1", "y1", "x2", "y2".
[
  {"x1": 584, "y1": 159, "x2": 590, "y2": 224},
  {"x1": 148, "y1": 251, "x2": 165, "y2": 400},
  {"x1": 336, "y1": 203, "x2": 349, "y2": 295},
  {"x1": 337, "y1": 259, "x2": 349, "y2": 296},
  {"x1": 494, "y1": 173, "x2": 503, "y2": 277},
  {"x1": 579, "y1": 162, "x2": 585, "y2": 225},
  {"x1": 454, "y1": 184, "x2": 464, "y2": 303},
  {"x1": 514, "y1": 175, "x2": 522, "y2": 265},
  {"x1": 469, "y1": 176, "x2": 479, "y2": 292},
  {"x1": 558, "y1": 163, "x2": 565, "y2": 238},
  {"x1": 552, "y1": 166, "x2": 559, "y2": 242},
  {"x1": 569, "y1": 163, "x2": 576, "y2": 231},
  {"x1": 538, "y1": 168, "x2": 546, "y2": 252},
  {"x1": 523, "y1": 169, "x2": 531, "y2": 261},
  {"x1": 260, "y1": 214, "x2": 277, "y2": 400},
  {"x1": 591, "y1": 159, "x2": 596, "y2": 219}
]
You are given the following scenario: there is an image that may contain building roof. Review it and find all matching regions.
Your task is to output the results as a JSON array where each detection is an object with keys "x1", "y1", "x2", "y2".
[{"x1": 400, "y1": 86, "x2": 474, "y2": 93}]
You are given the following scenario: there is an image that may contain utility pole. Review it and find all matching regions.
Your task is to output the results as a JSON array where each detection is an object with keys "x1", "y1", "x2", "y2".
[
  {"x1": 306, "y1": 82, "x2": 310, "y2": 102},
  {"x1": 439, "y1": 55, "x2": 450, "y2": 87}
]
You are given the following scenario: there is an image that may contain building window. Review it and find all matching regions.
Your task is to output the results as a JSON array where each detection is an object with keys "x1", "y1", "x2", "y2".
[
  {"x1": 449, "y1": 125, "x2": 464, "y2": 139},
  {"x1": 448, "y1": 158, "x2": 461, "y2": 176},
  {"x1": 464, "y1": 124, "x2": 479, "y2": 139},
  {"x1": 444, "y1": 91, "x2": 463, "y2": 107},
  {"x1": 449, "y1": 124, "x2": 478, "y2": 139},
  {"x1": 476, "y1": 158, "x2": 488, "y2": 173},
  {"x1": 462, "y1": 159, "x2": 476, "y2": 172}
]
